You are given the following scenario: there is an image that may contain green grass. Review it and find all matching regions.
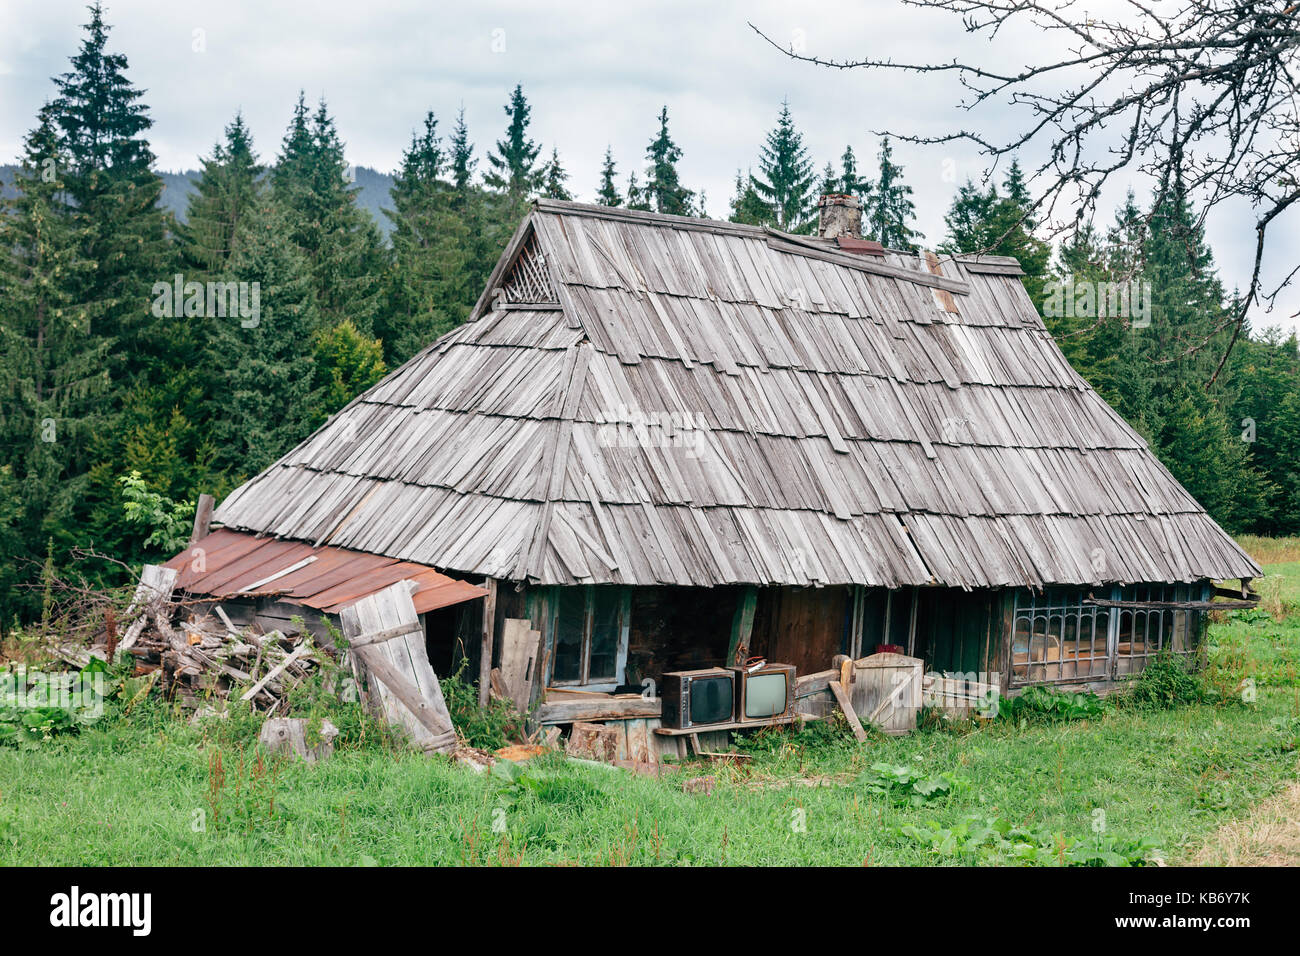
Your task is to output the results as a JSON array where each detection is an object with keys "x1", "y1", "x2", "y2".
[
  {"x1": 1, "y1": 558, "x2": 1298, "y2": 867},
  {"x1": 1205, "y1": 558, "x2": 1300, "y2": 690},
  {"x1": 2, "y1": 687, "x2": 1296, "y2": 866}
]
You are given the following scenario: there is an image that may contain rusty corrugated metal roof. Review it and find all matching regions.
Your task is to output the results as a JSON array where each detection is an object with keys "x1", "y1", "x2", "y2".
[{"x1": 164, "y1": 529, "x2": 487, "y2": 615}]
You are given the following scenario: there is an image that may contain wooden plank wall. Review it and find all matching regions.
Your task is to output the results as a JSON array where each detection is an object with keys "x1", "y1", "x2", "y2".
[
  {"x1": 623, "y1": 585, "x2": 738, "y2": 688},
  {"x1": 750, "y1": 585, "x2": 852, "y2": 675}
]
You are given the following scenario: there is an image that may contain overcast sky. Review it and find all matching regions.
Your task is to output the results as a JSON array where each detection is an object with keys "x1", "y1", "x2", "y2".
[{"x1": 1, "y1": 0, "x2": 1295, "y2": 336}]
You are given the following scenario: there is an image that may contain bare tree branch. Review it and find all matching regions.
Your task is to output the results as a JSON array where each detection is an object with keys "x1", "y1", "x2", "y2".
[{"x1": 752, "y1": 1, "x2": 1300, "y2": 379}]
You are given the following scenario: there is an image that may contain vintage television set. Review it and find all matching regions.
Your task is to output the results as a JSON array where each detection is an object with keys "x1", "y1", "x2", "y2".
[
  {"x1": 729, "y1": 662, "x2": 797, "y2": 722},
  {"x1": 660, "y1": 668, "x2": 735, "y2": 729}
]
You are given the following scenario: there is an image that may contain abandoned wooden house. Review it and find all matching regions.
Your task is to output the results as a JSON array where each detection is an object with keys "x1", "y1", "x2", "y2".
[{"x1": 168, "y1": 194, "x2": 1261, "y2": 749}]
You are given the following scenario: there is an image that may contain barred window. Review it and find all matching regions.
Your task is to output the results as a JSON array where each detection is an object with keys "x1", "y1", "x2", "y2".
[
  {"x1": 1113, "y1": 584, "x2": 1195, "y2": 677},
  {"x1": 1011, "y1": 587, "x2": 1110, "y2": 685},
  {"x1": 1010, "y1": 584, "x2": 1199, "y2": 686}
]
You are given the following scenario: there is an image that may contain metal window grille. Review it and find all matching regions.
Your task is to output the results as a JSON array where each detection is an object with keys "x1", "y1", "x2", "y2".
[
  {"x1": 1112, "y1": 584, "x2": 1193, "y2": 677},
  {"x1": 1011, "y1": 584, "x2": 1199, "y2": 686},
  {"x1": 1011, "y1": 587, "x2": 1110, "y2": 685}
]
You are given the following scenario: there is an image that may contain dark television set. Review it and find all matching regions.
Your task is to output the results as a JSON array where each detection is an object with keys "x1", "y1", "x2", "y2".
[
  {"x1": 660, "y1": 668, "x2": 735, "y2": 729},
  {"x1": 730, "y1": 663, "x2": 796, "y2": 722}
]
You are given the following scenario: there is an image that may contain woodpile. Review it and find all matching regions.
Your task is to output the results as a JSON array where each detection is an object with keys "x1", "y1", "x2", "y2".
[{"x1": 124, "y1": 598, "x2": 327, "y2": 714}]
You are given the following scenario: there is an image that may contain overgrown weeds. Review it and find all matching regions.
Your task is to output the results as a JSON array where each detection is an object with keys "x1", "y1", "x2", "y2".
[
  {"x1": 1128, "y1": 652, "x2": 1211, "y2": 709},
  {"x1": 997, "y1": 686, "x2": 1108, "y2": 725},
  {"x1": 900, "y1": 814, "x2": 1160, "y2": 866},
  {"x1": 441, "y1": 658, "x2": 527, "y2": 751},
  {"x1": 860, "y1": 762, "x2": 962, "y2": 806}
]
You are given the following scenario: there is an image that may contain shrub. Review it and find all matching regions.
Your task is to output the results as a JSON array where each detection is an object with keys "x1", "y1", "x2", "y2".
[
  {"x1": 440, "y1": 658, "x2": 527, "y2": 751},
  {"x1": 1128, "y1": 652, "x2": 1204, "y2": 709},
  {"x1": 997, "y1": 686, "x2": 1107, "y2": 724}
]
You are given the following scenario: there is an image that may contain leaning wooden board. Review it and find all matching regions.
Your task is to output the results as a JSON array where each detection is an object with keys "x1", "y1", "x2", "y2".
[{"x1": 340, "y1": 581, "x2": 457, "y2": 754}]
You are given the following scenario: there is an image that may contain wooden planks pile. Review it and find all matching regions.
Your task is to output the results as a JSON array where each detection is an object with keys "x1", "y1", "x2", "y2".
[
  {"x1": 134, "y1": 601, "x2": 324, "y2": 713},
  {"x1": 44, "y1": 565, "x2": 329, "y2": 713}
]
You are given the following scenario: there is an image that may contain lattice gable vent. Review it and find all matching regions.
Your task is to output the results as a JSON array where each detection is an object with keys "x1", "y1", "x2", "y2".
[{"x1": 497, "y1": 231, "x2": 555, "y2": 304}]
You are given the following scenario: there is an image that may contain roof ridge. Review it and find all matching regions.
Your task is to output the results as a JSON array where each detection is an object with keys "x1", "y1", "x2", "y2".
[
  {"x1": 535, "y1": 197, "x2": 766, "y2": 238},
  {"x1": 534, "y1": 198, "x2": 978, "y2": 295}
]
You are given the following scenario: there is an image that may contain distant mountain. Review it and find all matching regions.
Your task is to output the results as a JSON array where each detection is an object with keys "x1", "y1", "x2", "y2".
[
  {"x1": 350, "y1": 165, "x2": 395, "y2": 234},
  {"x1": 0, "y1": 164, "x2": 17, "y2": 203},
  {"x1": 157, "y1": 168, "x2": 200, "y2": 220},
  {"x1": 1, "y1": 163, "x2": 397, "y2": 238}
]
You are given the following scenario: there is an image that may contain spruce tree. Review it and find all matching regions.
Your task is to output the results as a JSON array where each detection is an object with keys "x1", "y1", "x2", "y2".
[
  {"x1": 1047, "y1": 224, "x2": 1131, "y2": 408},
  {"x1": 596, "y1": 147, "x2": 622, "y2": 206},
  {"x1": 625, "y1": 170, "x2": 649, "y2": 211},
  {"x1": 177, "y1": 113, "x2": 264, "y2": 276},
  {"x1": 643, "y1": 106, "x2": 695, "y2": 216},
  {"x1": 728, "y1": 169, "x2": 771, "y2": 225},
  {"x1": 1158, "y1": 381, "x2": 1271, "y2": 533},
  {"x1": 539, "y1": 147, "x2": 573, "y2": 200},
  {"x1": 206, "y1": 196, "x2": 320, "y2": 476},
  {"x1": 381, "y1": 111, "x2": 454, "y2": 362},
  {"x1": 817, "y1": 162, "x2": 839, "y2": 199},
  {"x1": 866, "y1": 137, "x2": 922, "y2": 250},
  {"x1": 443, "y1": 110, "x2": 498, "y2": 337},
  {"x1": 381, "y1": 108, "x2": 497, "y2": 364},
  {"x1": 749, "y1": 101, "x2": 816, "y2": 232},
  {"x1": 940, "y1": 161, "x2": 1050, "y2": 309},
  {"x1": 448, "y1": 108, "x2": 476, "y2": 193},
  {"x1": 271, "y1": 95, "x2": 387, "y2": 334},
  {"x1": 40, "y1": 3, "x2": 214, "y2": 588},
  {"x1": 484, "y1": 84, "x2": 541, "y2": 198},
  {"x1": 838, "y1": 145, "x2": 871, "y2": 201},
  {"x1": 0, "y1": 105, "x2": 111, "y2": 620},
  {"x1": 50, "y1": 1, "x2": 173, "y2": 381},
  {"x1": 1229, "y1": 330, "x2": 1300, "y2": 533}
]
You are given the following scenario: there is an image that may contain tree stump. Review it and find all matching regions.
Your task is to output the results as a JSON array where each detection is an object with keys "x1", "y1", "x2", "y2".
[
  {"x1": 259, "y1": 717, "x2": 339, "y2": 763},
  {"x1": 565, "y1": 721, "x2": 619, "y2": 763}
]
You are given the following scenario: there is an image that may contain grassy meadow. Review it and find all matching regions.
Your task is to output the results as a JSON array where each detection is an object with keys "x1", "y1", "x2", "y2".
[{"x1": 1, "y1": 541, "x2": 1298, "y2": 867}]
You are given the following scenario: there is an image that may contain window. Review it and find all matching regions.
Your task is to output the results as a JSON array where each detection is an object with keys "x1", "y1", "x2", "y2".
[
  {"x1": 851, "y1": 587, "x2": 917, "y2": 657},
  {"x1": 1011, "y1": 588, "x2": 1110, "y2": 685},
  {"x1": 547, "y1": 587, "x2": 629, "y2": 690},
  {"x1": 1011, "y1": 584, "x2": 1202, "y2": 686},
  {"x1": 1113, "y1": 584, "x2": 1194, "y2": 677}
]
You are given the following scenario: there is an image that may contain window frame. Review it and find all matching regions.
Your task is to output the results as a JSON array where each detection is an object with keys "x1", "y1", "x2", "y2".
[
  {"x1": 545, "y1": 586, "x2": 631, "y2": 692},
  {"x1": 849, "y1": 586, "x2": 918, "y2": 658}
]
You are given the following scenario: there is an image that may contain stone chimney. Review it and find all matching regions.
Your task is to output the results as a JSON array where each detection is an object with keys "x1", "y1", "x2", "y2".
[{"x1": 818, "y1": 194, "x2": 862, "y2": 239}]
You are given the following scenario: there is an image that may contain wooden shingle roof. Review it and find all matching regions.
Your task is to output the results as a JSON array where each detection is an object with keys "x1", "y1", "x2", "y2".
[{"x1": 214, "y1": 199, "x2": 1261, "y2": 588}]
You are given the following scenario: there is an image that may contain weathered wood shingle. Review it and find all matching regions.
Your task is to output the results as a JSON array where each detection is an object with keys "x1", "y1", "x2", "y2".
[{"x1": 215, "y1": 199, "x2": 1261, "y2": 588}]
